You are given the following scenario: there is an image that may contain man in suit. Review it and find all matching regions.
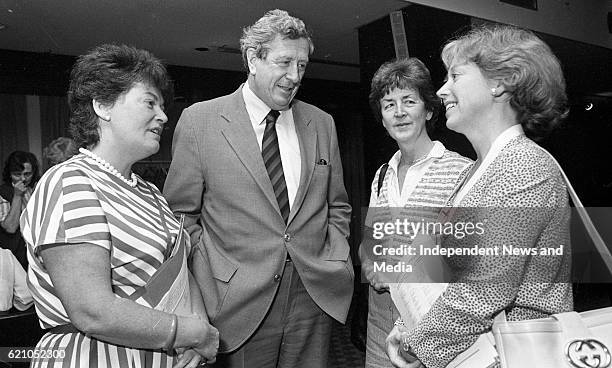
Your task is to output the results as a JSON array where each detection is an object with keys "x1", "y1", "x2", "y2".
[{"x1": 163, "y1": 9, "x2": 353, "y2": 368}]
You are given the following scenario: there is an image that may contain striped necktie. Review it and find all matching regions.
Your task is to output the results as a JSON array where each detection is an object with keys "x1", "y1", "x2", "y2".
[{"x1": 261, "y1": 110, "x2": 290, "y2": 223}]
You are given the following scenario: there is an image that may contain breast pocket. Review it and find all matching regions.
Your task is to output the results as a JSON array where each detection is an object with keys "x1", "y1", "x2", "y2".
[{"x1": 305, "y1": 164, "x2": 330, "y2": 201}]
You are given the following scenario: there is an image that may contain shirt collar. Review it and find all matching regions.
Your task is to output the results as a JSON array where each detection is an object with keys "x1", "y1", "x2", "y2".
[
  {"x1": 242, "y1": 80, "x2": 279, "y2": 125},
  {"x1": 485, "y1": 124, "x2": 524, "y2": 162},
  {"x1": 387, "y1": 141, "x2": 446, "y2": 175},
  {"x1": 451, "y1": 124, "x2": 524, "y2": 206}
]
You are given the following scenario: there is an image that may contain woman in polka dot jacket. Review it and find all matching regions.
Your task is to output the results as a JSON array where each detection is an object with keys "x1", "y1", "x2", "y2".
[{"x1": 386, "y1": 24, "x2": 572, "y2": 368}]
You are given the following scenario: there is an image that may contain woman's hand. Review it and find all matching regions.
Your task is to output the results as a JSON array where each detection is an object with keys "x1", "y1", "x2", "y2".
[
  {"x1": 193, "y1": 319, "x2": 219, "y2": 364},
  {"x1": 173, "y1": 348, "x2": 203, "y2": 368},
  {"x1": 362, "y1": 260, "x2": 389, "y2": 292},
  {"x1": 386, "y1": 325, "x2": 423, "y2": 368},
  {"x1": 12, "y1": 180, "x2": 28, "y2": 197}
]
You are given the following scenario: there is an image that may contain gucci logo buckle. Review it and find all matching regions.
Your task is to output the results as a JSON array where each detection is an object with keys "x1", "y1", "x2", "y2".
[{"x1": 565, "y1": 339, "x2": 611, "y2": 368}]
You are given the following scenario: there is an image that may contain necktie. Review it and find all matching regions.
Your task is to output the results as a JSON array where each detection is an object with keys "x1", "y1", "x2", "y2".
[{"x1": 261, "y1": 110, "x2": 290, "y2": 223}]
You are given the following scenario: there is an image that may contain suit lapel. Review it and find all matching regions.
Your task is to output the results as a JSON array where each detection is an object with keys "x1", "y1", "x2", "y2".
[
  {"x1": 219, "y1": 87, "x2": 281, "y2": 214},
  {"x1": 289, "y1": 103, "x2": 316, "y2": 224}
]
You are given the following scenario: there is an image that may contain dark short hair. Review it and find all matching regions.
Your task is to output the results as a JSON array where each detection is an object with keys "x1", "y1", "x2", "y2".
[
  {"x1": 441, "y1": 24, "x2": 568, "y2": 139},
  {"x1": 67, "y1": 44, "x2": 173, "y2": 148},
  {"x1": 369, "y1": 57, "x2": 439, "y2": 136},
  {"x1": 240, "y1": 9, "x2": 314, "y2": 69},
  {"x1": 2, "y1": 151, "x2": 40, "y2": 188}
]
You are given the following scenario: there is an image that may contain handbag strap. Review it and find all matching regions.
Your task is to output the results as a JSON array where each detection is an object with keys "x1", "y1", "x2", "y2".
[
  {"x1": 539, "y1": 147, "x2": 612, "y2": 276},
  {"x1": 377, "y1": 163, "x2": 389, "y2": 197}
]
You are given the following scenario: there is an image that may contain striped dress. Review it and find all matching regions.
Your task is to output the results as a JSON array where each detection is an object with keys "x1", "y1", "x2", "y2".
[
  {"x1": 360, "y1": 142, "x2": 473, "y2": 368},
  {"x1": 20, "y1": 153, "x2": 182, "y2": 368}
]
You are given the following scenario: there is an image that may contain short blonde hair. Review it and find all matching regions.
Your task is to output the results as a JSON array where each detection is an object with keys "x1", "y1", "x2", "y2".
[{"x1": 441, "y1": 25, "x2": 568, "y2": 139}]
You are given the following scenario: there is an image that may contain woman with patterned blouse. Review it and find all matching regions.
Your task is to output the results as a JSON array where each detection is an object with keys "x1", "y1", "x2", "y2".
[
  {"x1": 21, "y1": 44, "x2": 218, "y2": 368},
  {"x1": 386, "y1": 25, "x2": 573, "y2": 368},
  {"x1": 359, "y1": 57, "x2": 472, "y2": 368}
]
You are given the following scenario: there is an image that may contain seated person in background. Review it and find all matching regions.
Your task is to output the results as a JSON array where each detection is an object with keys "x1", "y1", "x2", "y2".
[
  {"x1": 21, "y1": 43, "x2": 218, "y2": 368},
  {"x1": 0, "y1": 150, "x2": 39, "y2": 268},
  {"x1": 0, "y1": 248, "x2": 33, "y2": 312},
  {"x1": 43, "y1": 136, "x2": 78, "y2": 167}
]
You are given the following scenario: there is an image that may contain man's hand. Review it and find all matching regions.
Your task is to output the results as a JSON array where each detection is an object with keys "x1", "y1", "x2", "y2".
[{"x1": 386, "y1": 325, "x2": 423, "y2": 368}]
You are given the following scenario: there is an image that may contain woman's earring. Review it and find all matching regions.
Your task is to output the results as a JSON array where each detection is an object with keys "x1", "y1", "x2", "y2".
[{"x1": 491, "y1": 88, "x2": 497, "y2": 96}]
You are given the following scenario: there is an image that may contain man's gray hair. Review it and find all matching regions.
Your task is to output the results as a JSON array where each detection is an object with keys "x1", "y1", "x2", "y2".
[{"x1": 240, "y1": 9, "x2": 314, "y2": 69}]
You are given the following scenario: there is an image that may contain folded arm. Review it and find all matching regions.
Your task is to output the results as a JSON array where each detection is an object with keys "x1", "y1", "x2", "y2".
[
  {"x1": 406, "y1": 164, "x2": 565, "y2": 368},
  {"x1": 41, "y1": 242, "x2": 218, "y2": 358}
]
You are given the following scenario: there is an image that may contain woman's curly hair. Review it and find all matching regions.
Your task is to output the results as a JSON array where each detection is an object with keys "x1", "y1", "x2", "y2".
[
  {"x1": 67, "y1": 44, "x2": 173, "y2": 148},
  {"x1": 441, "y1": 25, "x2": 568, "y2": 140}
]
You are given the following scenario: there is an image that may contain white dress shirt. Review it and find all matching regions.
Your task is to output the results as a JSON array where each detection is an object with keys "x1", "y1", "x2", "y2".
[{"x1": 242, "y1": 82, "x2": 301, "y2": 209}]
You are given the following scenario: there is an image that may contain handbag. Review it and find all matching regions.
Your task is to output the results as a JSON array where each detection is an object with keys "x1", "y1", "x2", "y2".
[{"x1": 492, "y1": 151, "x2": 612, "y2": 368}]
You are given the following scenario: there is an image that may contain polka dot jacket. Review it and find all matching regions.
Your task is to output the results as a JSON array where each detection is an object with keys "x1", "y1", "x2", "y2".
[{"x1": 406, "y1": 135, "x2": 573, "y2": 368}]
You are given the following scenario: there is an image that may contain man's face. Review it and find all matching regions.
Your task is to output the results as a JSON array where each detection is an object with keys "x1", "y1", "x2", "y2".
[{"x1": 247, "y1": 35, "x2": 310, "y2": 110}]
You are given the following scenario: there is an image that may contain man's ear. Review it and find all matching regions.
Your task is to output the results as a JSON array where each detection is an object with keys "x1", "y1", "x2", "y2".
[
  {"x1": 92, "y1": 99, "x2": 111, "y2": 122},
  {"x1": 246, "y1": 48, "x2": 258, "y2": 75}
]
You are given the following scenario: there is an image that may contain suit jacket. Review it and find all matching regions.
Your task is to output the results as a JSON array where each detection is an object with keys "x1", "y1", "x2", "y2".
[{"x1": 163, "y1": 86, "x2": 354, "y2": 352}]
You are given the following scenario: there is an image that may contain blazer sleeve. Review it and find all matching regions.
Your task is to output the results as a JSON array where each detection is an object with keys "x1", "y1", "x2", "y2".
[
  {"x1": 358, "y1": 166, "x2": 383, "y2": 278},
  {"x1": 163, "y1": 107, "x2": 206, "y2": 248},
  {"x1": 326, "y1": 116, "x2": 352, "y2": 259}
]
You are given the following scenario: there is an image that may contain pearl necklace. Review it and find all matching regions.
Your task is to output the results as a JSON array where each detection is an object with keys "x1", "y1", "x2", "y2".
[{"x1": 79, "y1": 148, "x2": 138, "y2": 187}]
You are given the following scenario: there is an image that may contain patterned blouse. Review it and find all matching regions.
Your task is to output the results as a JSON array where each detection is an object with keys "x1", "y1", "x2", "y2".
[
  {"x1": 406, "y1": 132, "x2": 573, "y2": 368},
  {"x1": 363, "y1": 143, "x2": 473, "y2": 270},
  {"x1": 21, "y1": 153, "x2": 183, "y2": 368},
  {"x1": 362, "y1": 142, "x2": 473, "y2": 321}
]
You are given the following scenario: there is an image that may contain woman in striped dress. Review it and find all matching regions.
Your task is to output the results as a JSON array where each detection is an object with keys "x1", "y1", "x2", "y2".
[
  {"x1": 359, "y1": 58, "x2": 472, "y2": 368},
  {"x1": 20, "y1": 44, "x2": 219, "y2": 368}
]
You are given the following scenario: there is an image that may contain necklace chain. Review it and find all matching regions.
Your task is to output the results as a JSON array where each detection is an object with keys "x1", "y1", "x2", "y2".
[
  {"x1": 79, "y1": 148, "x2": 138, "y2": 187},
  {"x1": 406, "y1": 153, "x2": 428, "y2": 167},
  {"x1": 403, "y1": 142, "x2": 435, "y2": 167}
]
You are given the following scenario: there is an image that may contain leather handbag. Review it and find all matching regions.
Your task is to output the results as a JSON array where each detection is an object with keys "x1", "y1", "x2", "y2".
[
  {"x1": 492, "y1": 151, "x2": 612, "y2": 368},
  {"x1": 493, "y1": 307, "x2": 612, "y2": 368}
]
